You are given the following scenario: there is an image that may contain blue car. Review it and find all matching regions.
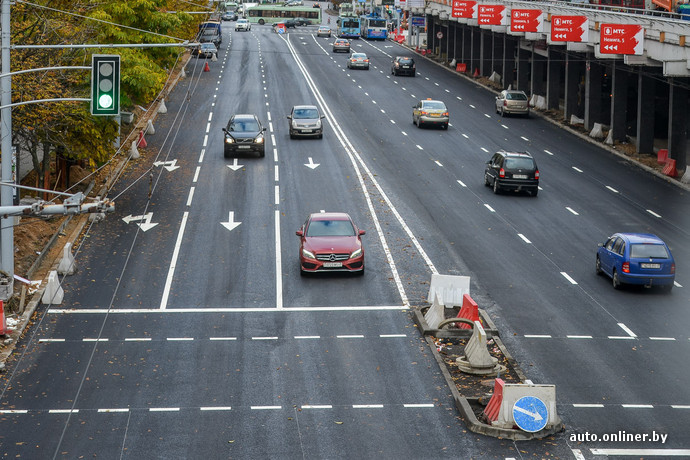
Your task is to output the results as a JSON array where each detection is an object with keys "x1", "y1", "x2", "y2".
[{"x1": 596, "y1": 233, "x2": 675, "y2": 292}]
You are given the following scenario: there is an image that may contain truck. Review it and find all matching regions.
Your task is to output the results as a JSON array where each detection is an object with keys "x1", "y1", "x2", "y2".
[{"x1": 198, "y1": 21, "x2": 222, "y2": 48}]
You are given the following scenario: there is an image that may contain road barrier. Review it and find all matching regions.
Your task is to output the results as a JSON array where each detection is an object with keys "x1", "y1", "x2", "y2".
[
  {"x1": 483, "y1": 378, "x2": 505, "y2": 422},
  {"x1": 657, "y1": 148, "x2": 668, "y2": 164},
  {"x1": 203, "y1": 61, "x2": 210, "y2": 72},
  {"x1": 136, "y1": 130, "x2": 147, "y2": 149},
  {"x1": 492, "y1": 383, "x2": 561, "y2": 431},
  {"x1": 0, "y1": 300, "x2": 7, "y2": 336},
  {"x1": 456, "y1": 294, "x2": 480, "y2": 329},
  {"x1": 455, "y1": 321, "x2": 503, "y2": 375},
  {"x1": 427, "y1": 274, "x2": 470, "y2": 308},
  {"x1": 662, "y1": 158, "x2": 677, "y2": 177},
  {"x1": 41, "y1": 271, "x2": 64, "y2": 305},
  {"x1": 423, "y1": 292, "x2": 445, "y2": 329},
  {"x1": 56, "y1": 243, "x2": 76, "y2": 276},
  {"x1": 146, "y1": 119, "x2": 156, "y2": 136},
  {"x1": 130, "y1": 140, "x2": 140, "y2": 160}
]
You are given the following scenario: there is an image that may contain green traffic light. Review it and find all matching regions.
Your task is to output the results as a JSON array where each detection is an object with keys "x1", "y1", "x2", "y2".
[{"x1": 98, "y1": 94, "x2": 113, "y2": 109}]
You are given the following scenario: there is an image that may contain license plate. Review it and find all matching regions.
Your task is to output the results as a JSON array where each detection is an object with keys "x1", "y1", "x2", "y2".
[
  {"x1": 430, "y1": 113, "x2": 440, "y2": 117},
  {"x1": 301, "y1": 129, "x2": 312, "y2": 133},
  {"x1": 323, "y1": 262, "x2": 342, "y2": 268},
  {"x1": 238, "y1": 145, "x2": 250, "y2": 149},
  {"x1": 641, "y1": 263, "x2": 661, "y2": 269},
  {"x1": 513, "y1": 174, "x2": 528, "y2": 179}
]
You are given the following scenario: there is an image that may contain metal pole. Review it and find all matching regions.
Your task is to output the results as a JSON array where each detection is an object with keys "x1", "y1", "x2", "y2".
[{"x1": 1, "y1": 0, "x2": 14, "y2": 299}]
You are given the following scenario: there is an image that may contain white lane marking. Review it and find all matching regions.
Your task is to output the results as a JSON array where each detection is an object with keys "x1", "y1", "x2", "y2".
[
  {"x1": 434, "y1": 82, "x2": 439, "y2": 86},
  {"x1": 167, "y1": 337, "x2": 193, "y2": 341},
  {"x1": 524, "y1": 335, "x2": 552, "y2": 338},
  {"x1": 484, "y1": 204, "x2": 496, "y2": 213},
  {"x1": 649, "y1": 337, "x2": 676, "y2": 341},
  {"x1": 275, "y1": 210, "x2": 283, "y2": 309},
  {"x1": 592, "y1": 449, "x2": 690, "y2": 456},
  {"x1": 267, "y1": 111, "x2": 272, "y2": 122},
  {"x1": 390, "y1": 120, "x2": 396, "y2": 124},
  {"x1": 203, "y1": 135, "x2": 208, "y2": 147},
  {"x1": 572, "y1": 404, "x2": 604, "y2": 408},
  {"x1": 252, "y1": 336, "x2": 278, "y2": 340},
  {"x1": 675, "y1": 281, "x2": 683, "y2": 287},
  {"x1": 481, "y1": 147, "x2": 489, "y2": 153},
  {"x1": 566, "y1": 207, "x2": 579, "y2": 216},
  {"x1": 301, "y1": 405, "x2": 332, "y2": 409},
  {"x1": 567, "y1": 335, "x2": 593, "y2": 339},
  {"x1": 98, "y1": 408, "x2": 129, "y2": 413},
  {"x1": 647, "y1": 209, "x2": 662, "y2": 218},
  {"x1": 416, "y1": 144, "x2": 423, "y2": 150},
  {"x1": 186, "y1": 187, "x2": 195, "y2": 206},
  {"x1": 672, "y1": 405, "x2": 690, "y2": 409},
  {"x1": 274, "y1": 186, "x2": 279, "y2": 205},
  {"x1": 572, "y1": 166, "x2": 583, "y2": 173},
  {"x1": 295, "y1": 336, "x2": 320, "y2": 339},
  {"x1": 621, "y1": 404, "x2": 654, "y2": 408},
  {"x1": 571, "y1": 449, "x2": 586, "y2": 460},
  {"x1": 39, "y1": 339, "x2": 65, "y2": 343},
  {"x1": 462, "y1": 133, "x2": 469, "y2": 139},
  {"x1": 521, "y1": 136, "x2": 529, "y2": 141},
  {"x1": 269, "y1": 121, "x2": 274, "y2": 132},
  {"x1": 609, "y1": 336, "x2": 635, "y2": 340},
  {"x1": 403, "y1": 403, "x2": 434, "y2": 408},
  {"x1": 337, "y1": 335, "x2": 364, "y2": 339},
  {"x1": 0, "y1": 410, "x2": 28, "y2": 414},
  {"x1": 209, "y1": 337, "x2": 237, "y2": 341},
  {"x1": 544, "y1": 149, "x2": 554, "y2": 156},
  {"x1": 205, "y1": 122, "x2": 211, "y2": 134},
  {"x1": 434, "y1": 160, "x2": 443, "y2": 167},
  {"x1": 49, "y1": 409, "x2": 79, "y2": 414},
  {"x1": 501, "y1": 124, "x2": 509, "y2": 129},
  {"x1": 380, "y1": 334, "x2": 407, "y2": 338},
  {"x1": 456, "y1": 96, "x2": 462, "y2": 100},
  {"x1": 200, "y1": 406, "x2": 232, "y2": 411},
  {"x1": 560, "y1": 272, "x2": 578, "y2": 285},
  {"x1": 50, "y1": 306, "x2": 408, "y2": 314},
  {"x1": 273, "y1": 148, "x2": 278, "y2": 162},
  {"x1": 193, "y1": 167, "x2": 201, "y2": 183},
  {"x1": 274, "y1": 165, "x2": 279, "y2": 182},
  {"x1": 125, "y1": 337, "x2": 151, "y2": 342},
  {"x1": 150, "y1": 408, "x2": 179, "y2": 412},
  {"x1": 83, "y1": 338, "x2": 108, "y2": 342},
  {"x1": 271, "y1": 134, "x2": 276, "y2": 145},
  {"x1": 518, "y1": 234, "x2": 532, "y2": 244},
  {"x1": 160, "y1": 212, "x2": 189, "y2": 310},
  {"x1": 457, "y1": 180, "x2": 467, "y2": 188},
  {"x1": 484, "y1": 113, "x2": 491, "y2": 118},
  {"x1": 401, "y1": 131, "x2": 408, "y2": 136},
  {"x1": 198, "y1": 149, "x2": 205, "y2": 163},
  {"x1": 606, "y1": 186, "x2": 619, "y2": 193},
  {"x1": 618, "y1": 323, "x2": 637, "y2": 338},
  {"x1": 251, "y1": 405, "x2": 281, "y2": 410},
  {"x1": 207, "y1": 112, "x2": 213, "y2": 122},
  {"x1": 353, "y1": 405, "x2": 384, "y2": 409},
  {"x1": 469, "y1": 104, "x2": 475, "y2": 109}
]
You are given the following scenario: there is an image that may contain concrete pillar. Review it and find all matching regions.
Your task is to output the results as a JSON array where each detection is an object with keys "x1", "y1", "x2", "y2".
[
  {"x1": 463, "y1": 26, "x2": 472, "y2": 68},
  {"x1": 635, "y1": 70, "x2": 655, "y2": 154},
  {"x1": 584, "y1": 58, "x2": 603, "y2": 131},
  {"x1": 471, "y1": 28, "x2": 481, "y2": 75},
  {"x1": 492, "y1": 32, "x2": 504, "y2": 76},
  {"x1": 516, "y1": 45, "x2": 529, "y2": 93},
  {"x1": 564, "y1": 53, "x2": 580, "y2": 121},
  {"x1": 609, "y1": 61, "x2": 629, "y2": 144},
  {"x1": 503, "y1": 37, "x2": 516, "y2": 89},
  {"x1": 546, "y1": 47, "x2": 561, "y2": 110},
  {"x1": 451, "y1": 22, "x2": 458, "y2": 61},
  {"x1": 480, "y1": 31, "x2": 492, "y2": 76},
  {"x1": 668, "y1": 79, "x2": 688, "y2": 171},
  {"x1": 531, "y1": 47, "x2": 547, "y2": 97}
]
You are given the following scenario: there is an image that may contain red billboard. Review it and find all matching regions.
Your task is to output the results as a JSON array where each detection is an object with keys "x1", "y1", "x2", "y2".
[
  {"x1": 551, "y1": 15, "x2": 588, "y2": 42},
  {"x1": 510, "y1": 9, "x2": 543, "y2": 33},
  {"x1": 600, "y1": 24, "x2": 644, "y2": 55},
  {"x1": 452, "y1": 1, "x2": 477, "y2": 19},
  {"x1": 478, "y1": 5, "x2": 506, "y2": 26}
]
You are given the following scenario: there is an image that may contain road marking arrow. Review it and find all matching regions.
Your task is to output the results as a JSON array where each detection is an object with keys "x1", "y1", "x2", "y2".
[
  {"x1": 514, "y1": 405, "x2": 544, "y2": 421},
  {"x1": 304, "y1": 157, "x2": 320, "y2": 169},
  {"x1": 153, "y1": 159, "x2": 180, "y2": 172},
  {"x1": 227, "y1": 158, "x2": 244, "y2": 171},
  {"x1": 221, "y1": 211, "x2": 242, "y2": 232},
  {"x1": 122, "y1": 212, "x2": 159, "y2": 232}
]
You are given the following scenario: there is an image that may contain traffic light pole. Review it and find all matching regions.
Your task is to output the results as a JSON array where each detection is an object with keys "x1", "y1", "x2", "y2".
[{"x1": 1, "y1": 0, "x2": 14, "y2": 300}]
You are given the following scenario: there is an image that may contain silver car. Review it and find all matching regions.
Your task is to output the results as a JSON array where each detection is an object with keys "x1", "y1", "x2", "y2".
[
  {"x1": 287, "y1": 105, "x2": 325, "y2": 139},
  {"x1": 412, "y1": 99, "x2": 449, "y2": 129},
  {"x1": 347, "y1": 52, "x2": 369, "y2": 70},
  {"x1": 495, "y1": 90, "x2": 529, "y2": 117}
]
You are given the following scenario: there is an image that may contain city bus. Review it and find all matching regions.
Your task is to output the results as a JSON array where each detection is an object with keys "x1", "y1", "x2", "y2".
[
  {"x1": 360, "y1": 15, "x2": 387, "y2": 39},
  {"x1": 337, "y1": 16, "x2": 360, "y2": 38},
  {"x1": 246, "y1": 5, "x2": 321, "y2": 25}
]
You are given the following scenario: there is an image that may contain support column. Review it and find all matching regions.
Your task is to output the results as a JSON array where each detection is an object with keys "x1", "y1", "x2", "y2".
[
  {"x1": 531, "y1": 46, "x2": 546, "y2": 97},
  {"x1": 471, "y1": 28, "x2": 481, "y2": 75},
  {"x1": 609, "y1": 61, "x2": 629, "y2": 144},
  {"x1": 480, "y1": 31, "x2": 491, "y2": 76},
  {"x1": 546, "y1": 47, "x2": 561, "y2": 110},
  {"x1": 636, "y1": 71, "x2": 655, "y2": 154},
  {"x1": 462, "y1": 26, "x2": 472, "y2": 68},
  {"x1": 668, "y1": 79, "x2": 688, "y2": 172},
  {"x1": 516, "y1": 45, "x2": 529, "y2": 92},
  {"x1": 503, "y1": 37, "x2": 516, "y2": 89},
  {"x1": 492, "y1": 32, "x2": 504, "y2": 77},
  {"x1": 584, "y1": 58, "x2": 603, "y2": 131}
]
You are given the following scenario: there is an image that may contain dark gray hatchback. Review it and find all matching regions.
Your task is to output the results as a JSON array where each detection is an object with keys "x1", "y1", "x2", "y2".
[
  {"x1": 222, "y1": 114, "x2": 266, "y2": 158},
  {"x1": 484, "y1": 151, "x2": 540, "y2": 196}
]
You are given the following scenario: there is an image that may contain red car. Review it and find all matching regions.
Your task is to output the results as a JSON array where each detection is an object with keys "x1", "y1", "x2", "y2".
[{"x1": 296, "y1": 212, "x2": 365, "y2": 275}]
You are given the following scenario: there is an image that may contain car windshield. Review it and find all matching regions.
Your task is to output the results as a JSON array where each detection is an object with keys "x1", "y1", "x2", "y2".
[
  {"x1": 230, "y1": 119, "x2": 259, "y2": 131},
  {"x1": 422, "y1": 101, "x2": 446, "y2": 110},
  {"x1": 307, "y1": 220, "x2": 355, "y2": 237},
  {"x1": 398, "y1": 58, "x2": 413, "y2": 64},
  {"x1": 293, "y1": 108, "x2": 319, "y2": 119},
  {"x1": 506, "y1": 92, "x2": 528, "y2": 101},
  {"x1": 505, "y1": 158, "x2": 535, "y2": 169},
  {"x1": 630, "y1": 244, "x2": 669, "y2": 259},
  {"x1": 352, "y1": 53, "x2": 366, "y2": 58}
]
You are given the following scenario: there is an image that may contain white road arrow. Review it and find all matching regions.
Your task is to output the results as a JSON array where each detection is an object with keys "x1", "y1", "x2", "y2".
[
  {"x1": 227, "y1": 158, "x2": 244, "y2": 171},
  {"x1": 122, "y1": 212, "x2": 159, "y2": 232},
  {"x1": 153, "y1": 159, "x2": 180, "y2": 172},
  {"x1": 304, "y1": 157, "x2": 320, "y2": 169},
  {"x1": 514, "y1": 405, "x2": 544, "y2": 421},
  {"x1": 221, "y1": 211, "x2": 242, "y2": 232}
]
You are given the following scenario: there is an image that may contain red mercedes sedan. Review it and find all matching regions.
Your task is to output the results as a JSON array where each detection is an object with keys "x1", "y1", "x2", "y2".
[{"x1": 296, "y1": 212, "x2": 365, "y2": 275}]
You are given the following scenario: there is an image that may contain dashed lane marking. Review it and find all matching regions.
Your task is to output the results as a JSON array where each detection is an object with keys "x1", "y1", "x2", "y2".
[
  {"x1": 434, "y1": 160, "x2": 443, "y2": 167},
  {"x1": 606, "y1": 185, "x2": 619, "y2": 193},
  {"x1": 591, "y1": 449, "x2": 690, "y2": 457},
  {"x1": 572, "y1": 166, "x2": 583, "y2": 173},
  {"x1": 572, "y1": 404, "x2": 605, "y2": 408},
  {"x1": 524, "y1": 335, "x2": 552, "y2": 338},
  {"x1": 457, "y1": 180, "x2": 467, "y2": 187},
  {"x1": 544, "y1": 149, "x2": 554, "y2": 155},
  {"x1": 647, "y1": 209, "x2": 662, "y2": 218},
  {"x1": 560, "y1": 272, "x2": 578, "y2": 284},
  {"x1": 484, "y1": 204, "x2": 496, "y2": 213},
  {"x1": 566, "y1": 207, "x2": 580, "y2": 216},
  {"x1": 517, "y1": 233, "x2": 532, "y2": 244}
]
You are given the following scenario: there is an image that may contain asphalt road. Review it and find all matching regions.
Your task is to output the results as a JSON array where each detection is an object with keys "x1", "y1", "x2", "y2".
[{"x1": 1, "y1": 17, "x2": 689, "y2": 460}]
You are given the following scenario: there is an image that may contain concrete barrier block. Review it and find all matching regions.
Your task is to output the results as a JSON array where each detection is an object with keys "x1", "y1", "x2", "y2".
[
  {"x1": 158, "y1": 100, "x2": 168, "y2": 114},
  {"x1": 427, "y1": 274, "x2": 470, "y2": 308},
  {"x1": 605, "y1": 130, "x2": 614, "y2": 145},
  {"x1": 529, "y1": 94, "x2": 538, "y2": 107},
  {"x1": 489, "y1": 71, "x2": 501, "y2": 85},
  {"x1": 41, "y1": 271, "x2": 64, "y2": 305},
  {"x1": 494, "y1": 384, "x2": 560, "y2": 430},
  {"x1": 56, "y1": 243, "x2": 75, "y2": 275},
  {"x1": 212, "y1": 52, "x2": 218, "y2": 62},
  {"x1": 535, "y1": 95, "x2": 546, "y2": 110},
  {"x1": 456, "y1": 321, "x2": 501, "y2": 375},
  {"x1": 130, "y1": 140, "x2": 140, "y2": 159},
  {"x1": 589, "y1": 123, "x2": 605, "y2": 139},
  {"x1": 424, "y1": 293, "x2": 445, "y2": 329},
  {"x1": 449, "y1": 58, "x2": 456, "y2": 68},
  {"x1": 681, "y1": 168, "x2": 690, "y2": 184},
  {"x1": 146, "y1": 119, "x2": 155, "y2": 135},
  {"x1": 570, "y1": 115, "x2": 584, "y2": 126}
]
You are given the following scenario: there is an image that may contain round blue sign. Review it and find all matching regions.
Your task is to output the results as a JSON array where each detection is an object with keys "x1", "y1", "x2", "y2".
[{"x1": 512, "y1": 396, "x2": 548, "y2": 433}]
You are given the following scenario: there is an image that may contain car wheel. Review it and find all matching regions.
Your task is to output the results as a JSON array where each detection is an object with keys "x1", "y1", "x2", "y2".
[
  {"x1": 484, "y1": 173, "x2": 490, "y2": 186},
  {"x1": 492, "y1": 179, "x2": 500, "y2": 194},
  {"x1": 259, "y1": 148, "x2": 265, "y2": 158},
  {"x1": 531, "y1": 188, "x2": 538, "y2": 197},
  {"x1": 258, "y1": 19, "x2": 265, "y2": 25},
  {"x1": 289, "y1": 132, "x2": 295, "y2": 139},
  {"x1": 442, "y1": 123, "x2": 448, "y2": 130},
  {"x1": 595, "y1": 256, "x2": 603, "y2": 275},
  {"x1": 318, "y1": 133, "x2": 323, "y2": 139},
  {"x1": 660, "y1": 284, "x2": 673, "y2": 294},
  {"x1": 500, "y1": 106, "x2": 505, "y2": 117},
  {"x1": 612, "y1": 270, "x2": 622, "y2": 290}
]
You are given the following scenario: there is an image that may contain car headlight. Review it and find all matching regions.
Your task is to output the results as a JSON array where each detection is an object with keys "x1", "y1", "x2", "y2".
[
  {"x1": 350, "y1": 248, "x2": 362, "y2": 258},
  {"x1": 255, "y1": 135, "x2": 264, "y2": 144},
  {"x1": 225, "y1": 136, "x2": 235, "y2": 144},
  {"x1": 302, "y1": 248, "x2": 315, "y2": 259}
]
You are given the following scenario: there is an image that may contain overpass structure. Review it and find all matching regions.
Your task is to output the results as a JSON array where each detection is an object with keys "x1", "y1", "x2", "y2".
[{"x1": 403, "y1": 0, "x2": 690, "y2": 173}]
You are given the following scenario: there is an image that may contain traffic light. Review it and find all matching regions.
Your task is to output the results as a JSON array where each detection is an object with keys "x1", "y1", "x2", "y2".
[{"x1": 91, "y1": 54, "x2": 120, "y2": 116}]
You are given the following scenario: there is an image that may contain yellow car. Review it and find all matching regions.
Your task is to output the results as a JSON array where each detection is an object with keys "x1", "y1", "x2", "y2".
[{"x1": 412, "y1": 99, "x2": 449, "y2": 129}]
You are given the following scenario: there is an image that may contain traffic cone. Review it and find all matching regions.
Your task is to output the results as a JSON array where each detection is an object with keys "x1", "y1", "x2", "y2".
[
  {"x1": 0, "y1": 300, "x2": 7, "y2": 336},
  {"x1": 137, "y1": 130, "x2": 147, "y2": 148},
  {"x1": 203, "y1": 61, "x2": 210, "y2": 72},
  {"x1": 473, "y1": 67, "x2": 480, "y2": 77}
]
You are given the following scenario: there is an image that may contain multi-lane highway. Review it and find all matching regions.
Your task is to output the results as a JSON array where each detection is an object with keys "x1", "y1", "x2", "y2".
[{"x1": 1, "y1": 14, "x2": 689, "y2": 459}]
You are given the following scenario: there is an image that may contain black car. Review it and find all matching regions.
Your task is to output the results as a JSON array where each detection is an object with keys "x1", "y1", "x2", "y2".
[
  {"x1": 222, "y1": 114, "x2": 267, "y2": 158},
  {"x1": 484, "y1": 151, "x2": 540, "y2": 196},
  {"x1": 392, "y1": 56, "x2": 416, "y2": 76},
  {"x1": 284, "y1": 18, "x2": 297, "y2": 28},
  {"x1": 295, "y1": 17, "x2": 312, "y2": 26}
]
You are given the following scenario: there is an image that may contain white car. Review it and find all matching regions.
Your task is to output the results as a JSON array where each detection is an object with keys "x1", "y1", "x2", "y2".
[{"x1": 235, "y1": 18, "x2": 251, "y2": 31}]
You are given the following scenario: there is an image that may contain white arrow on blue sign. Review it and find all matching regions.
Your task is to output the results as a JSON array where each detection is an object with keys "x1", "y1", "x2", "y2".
[{"x1": 512, "y1": 396, "x2": 548, "y2": 433}]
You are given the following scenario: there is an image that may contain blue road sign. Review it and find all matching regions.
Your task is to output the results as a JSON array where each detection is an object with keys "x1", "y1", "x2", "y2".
[{"x1": 512, "y1": 396, "x2": 548, "y2": 433}]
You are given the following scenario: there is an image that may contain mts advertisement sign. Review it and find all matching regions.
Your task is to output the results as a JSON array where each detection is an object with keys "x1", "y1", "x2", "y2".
[
  {"x1": 478, "y1": 5, "x2": 506, "y2": 26},
  {"x1": 600, "y1": 24, "x2": 644, "y2": 55},
  {"x1": 551, "y1": 15, "x2": 588, "y2": 42},
  {"x1": 452, "y1": 0, "x2": 477, "y2": 19},
  {"x1": 511, "y1": 9, "x2": 543, "y2": 33}
]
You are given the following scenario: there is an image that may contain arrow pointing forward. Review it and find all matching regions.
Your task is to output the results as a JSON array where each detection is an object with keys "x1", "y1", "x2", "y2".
[
  {"x1": 221, "y1": 211, "x2": 242, "y2": 232},
  {"x1": 514, "y1": 405, "x2": 544, "y2": 421},
  {"x1": 304, "y1": 157, "x2": 320, "y2": 169},
  {"x1": 227, "y1": 158, "x2": 244, "y2": 171},
  {"x1": 122, "y1": 212, "x2": 159, "y2": 231},
  {"x1": 153, "y1": 160, "x2": 180, "y2": 172}
]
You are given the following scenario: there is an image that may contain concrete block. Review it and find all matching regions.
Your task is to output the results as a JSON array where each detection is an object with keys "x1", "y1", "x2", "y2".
[
  {"x1": 456, "y1": 321, "x2": 501, "y2": 375},
  {"x1": 589, "y1": 123, "x2": 605, "y2": 139},
  {"x1": 570, "y1": 115, "x2": 584, "y2": 126},
  {"x1": 605, "y1": 130, "x2": 614, "y2": 145},
  {"x1": 449, "y1": 58, "x2": 456, "y2": 68},
  {"x1": 427, "y1": 274, "x2": 470, "y2": 308},
  {"x1": 130, "y1": 140, "x2": 140, "y2": 159},
  {"x1": 42, "y1": 271, "x2": 64, "y2": 305},
  {"x1": 489, "y1": 71, "x2": 501, "y2": 85},
  {"x1": 158, "y1": 100, "x2": 168, "y2": 114},
  {"x1": 212, "y1": 52, "x2": 218, "y2": 62},
  {"x1": 423, "y1": 293, "x2": 445, "y2": 329},
  {"x1": 680, "y1": 168, "x2": 690, "y2": 184},
  {"x1": 534, "y1": 95, "x2": 546, "y2": 110},
  {"x1": 146, "y1": 119, "x2": 155, "y2": 135},
  {"x1": 494, "y1": 384, "x2": 561, "y2": 430},
  {"x1": 56, "y1": 242, "x2": 76, "y2": 275}
]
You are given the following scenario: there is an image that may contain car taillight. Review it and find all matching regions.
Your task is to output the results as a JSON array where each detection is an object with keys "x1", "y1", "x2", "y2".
[
  {"x1": 534, "y1": 170, "x2": 540, "y2": 179},
  {"x1": 622, "y1": 262, "x2": 630, "y2": 273},
  {"x1": 503, "y1": 101, "x2": 508, "y2": 107},
  {"x1": 364, "y1": 59, "x2": 369, "y2": 62},
  {"x1": 671, "y1": 263, "x2": 675, "y2": 274},
  {"x1": 420, "y1": 111, "x2": 429, "y2": 115},
  {"x1": 499, "y1": 168, "x2": 505, "y2": 178},
  {"x1": 442, "y1": 112, "x2": 449, "y2": 116}
]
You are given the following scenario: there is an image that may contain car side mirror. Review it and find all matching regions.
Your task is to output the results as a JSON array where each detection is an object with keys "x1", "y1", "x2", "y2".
[
  {"x1": 598, "y1": 243, "x2": 604, "y2": 248},
  {"x1": 296, "y1": 230, "x2": 303, "y2": 237},
  {"x1": 287, "y1": 115, "x2": 292, "y2": 119},
  {"x1": 320, "y1": 115, "x2": 325, "y2": 119},
  {"x1": 222, "y1": 128, "x2": 228, "y2": 134},
  {"x1": 359, "y1": 230, "x2": 366, "y2": 236},
  {"x1": 486, "y1": 160, "x2": 491, "y2": 164},
  {"x1": 262, "y1": 127, "x2": 267, "y2": 132}
]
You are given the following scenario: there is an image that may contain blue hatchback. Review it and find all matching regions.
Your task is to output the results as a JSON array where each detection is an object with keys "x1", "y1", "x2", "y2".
[{"x1": 596, "y1": 233, "x2": 675, "y2": 292}]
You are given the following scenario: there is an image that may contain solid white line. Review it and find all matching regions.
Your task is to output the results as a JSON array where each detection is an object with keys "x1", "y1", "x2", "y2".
[
  {"x1": 518, "y1": 234, "x2": 532, "y2": 244},
  {"x1": 462, "y1": 134, "x2": 469, "y2": 139},
  {"x1": 251, "y1": 405, "x2": 281, "y2": 410},
  {"x1": 353, "y1": 404, "x2": 384, "y2": 409},
  {"x1": 98, "y1": 408, "x2": 129, "y2": 413},
  {"x1": 49, "y1": 306, "x2": 409, "y2": 314},
  {"x1": 647, "y1": 209, "x2": 662, "y2": 218},
  {"x1": 125, "y1": 338, "x2": 151, "y2": 342},
  {"x1": 380, "y1": 334, "x2": 407, "y2": 338},
  {"x1": 294, "y1": 336, "x2": 320, "y2": 339},
  {"x1": 621, "y1": 404, "x2": 653, "y2": 408},
  {"x1": 198, "y1": 149, "x2": 205, "y2": 163},
  {"x1": 416, "y1": 144, "x2": 423, "y2": 150},
  {"x1": 252, "y1": 337, "x2": 278, "y2": 340},
  {"x1": 301, "y1": 405, "x2": 332, "y2": 409},
  {"x1": 193, "y1": 166, "x2": 200, "y2": 183},
  {"x1": 186, "y1": 187, "x2": 195, "y2": 206},
  {"x1": 544, "y1": 149, "x2": 553, "y2": 155},
  {"x1": 150, "y1": 408, "x2": 180, "y2": 412},
  {"x1": 567, "y1": 335, "x2": 593, "y2": 339},
  {"x1": 167, "y1": 337, "x2": 194, "y2": 341},
  {"x1": 571, "y1": 450, "x2": 586, "y2": 460},
  {"x1": 572, "y1": 404, "x2": 604, "y2": 408},
  {"x1": 618, "y1": 322, "x2": 637, "y2": 338},
  {"x1": 649, "y1": 337, "x2": 676, "y2": 341},
  {"x1": 434, "y1": 160, "x2": 443, "y2": 167},
  {"x1": 457, "y1": 180, "x2": 467, "y2": 187},
  {"x1": 609, "y1": 336, "x2": 635, "y2": 340},
  {"x1": 561, "y1": 272, "x2": 578, "y2": 285},
  {"x1": 591, "y1": 449, "x2": 690, "y2": 456},
  {"x1": 160, "y1": 211, "x2": 189, "y2": 310},
  {"x1": 49, "y1": 409, "x2": 79, "y2": 414},
  {"x1": 524, "y1": 335, "x2": 552, "y2": 338},
  {"x1": 484, "y1": 204, "x2": 495, "y2": 213},
  {"x1": 403, "y1": 403, "x2": 435, "y2": 408},
  {"x1": 39, "y1": 338, "x2": 65, "y2": 342},
  {"x1": 274, "y1": 185, "x2": 279, "y2": 205},
  {"x1": 606, "y1": 185, "x2": 619, "y2": 193},
  {"x1": 337, "y1": 335, "x2": 364, "y2": 339},
  {"x1": 671, "y1": 405, "x2": 690, "y2": 409},
  {"x1": 521, "y1": 136, "x2": 529, "y2": 141},
  {"x1": 566, "y1": 207, "x2": 579, "y2": 216},
  {"x1": 200, "y1": 406, "x2": 232, "y2": 411},
  {"x1": 572, "y1": 166, "x2": 583, "y2": 173},
  {"x1": 275, "y1": 210, "x2": 283, "y2": 309},
  {"x1": 83, "y1": 338, "x2": 108, "y2": 342},
  {"x1": 0, "y1": 409, "x2": 28, "y2": 413},
  {"x1": 209, "y1": 337, "x2": 237, "y2": 341}
]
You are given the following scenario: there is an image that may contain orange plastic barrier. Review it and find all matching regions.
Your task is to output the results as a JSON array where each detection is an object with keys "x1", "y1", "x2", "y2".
[
  {"x1": 455, "y1": 294, "x2": 481, "y2": 329},
  {"x1": 662, "y1": 158, "x2": 677, "y2": 177},
  {"x1": 657, "y1": 148, "x2": 668, "y2": 164},
  {"x1": 456, "y1": 63, "x2": 467, "y2": 72},
  {"x1": 483, "y1": 378, "x2": 505, "y2": 422}
]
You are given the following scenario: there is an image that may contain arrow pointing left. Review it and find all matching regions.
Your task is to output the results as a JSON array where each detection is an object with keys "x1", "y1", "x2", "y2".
[
  {"x1": 221, "y1": 211, "x2": 242, "y2": 232},
  {"x1": 153, "y1": 159, "x2": 180, "y2": 172},
  {"x1": 122, "y1": 212, "x2": 159, "y2": 231}
]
